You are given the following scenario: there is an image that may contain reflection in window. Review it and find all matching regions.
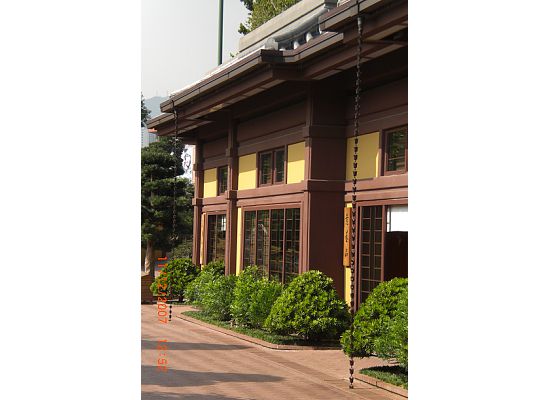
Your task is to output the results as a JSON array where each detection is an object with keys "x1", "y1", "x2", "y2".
[
  {"x1": 385, "y1": 127, "x2": 408, "y2": 173},
  {"x1": 243, "y1": 208, "x2": 300, "y2": 283},
  {"x1": 207, "y1": 214, "x2": 226, "y2": 264}
]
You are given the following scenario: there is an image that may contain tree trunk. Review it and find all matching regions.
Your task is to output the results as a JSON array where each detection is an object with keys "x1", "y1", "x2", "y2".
[{"x1": 144, "y1": 239, "x2": 155, "y2": 278}]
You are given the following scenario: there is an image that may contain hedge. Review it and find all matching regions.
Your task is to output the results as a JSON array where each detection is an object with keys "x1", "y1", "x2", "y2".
[
  {"x1": 341, "y1": 277, "x2": 408, "y2": 368},
  {"x1": 265, "y1": 270, "x2": 350, "y2": 340},
  {"x1": 150, "y1": 258, "x2": 199, "y2": 301},
  {"x1": 230, "y1": 266, "x2": 283, "y2": 328}
]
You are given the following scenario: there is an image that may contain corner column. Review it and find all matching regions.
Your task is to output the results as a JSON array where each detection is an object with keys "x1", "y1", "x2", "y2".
[
  {"x1": 225, "y1": 120, "x2": 239, "y2": 275},
  {"x1": 301, "y1": 81, "x2": 347, "y2": 297},
  {"x1": 192, "y1": 140, "x2": 204, "y2": 266}
]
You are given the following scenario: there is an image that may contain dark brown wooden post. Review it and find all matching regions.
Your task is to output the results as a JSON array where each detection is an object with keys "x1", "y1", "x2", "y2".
[
  {"x1": 225, "y1": 120, "x2": 239, "y2": 275},
  {"x1": 192, "y1": 140, "x2": 204, "y2": 266},
  {"x1": 301, "y1": 80, "x2": 347, "y2": 298}
]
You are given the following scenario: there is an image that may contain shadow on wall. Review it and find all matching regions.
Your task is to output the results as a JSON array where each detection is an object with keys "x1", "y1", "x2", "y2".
[
  {"x1": 142, "y1": 392, "x2": 255, "y2": 400},
  {"x1": 141, "y1": 339, "x2": 250, "y2": 351},
  {"x1": 141, "y1": 365, "x2": 283, "y2": 388}
]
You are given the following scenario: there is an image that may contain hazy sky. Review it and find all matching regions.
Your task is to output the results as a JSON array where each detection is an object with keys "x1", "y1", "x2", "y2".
[{"x1": 142, "y1": 0, "x2": 249, "y2": 98}]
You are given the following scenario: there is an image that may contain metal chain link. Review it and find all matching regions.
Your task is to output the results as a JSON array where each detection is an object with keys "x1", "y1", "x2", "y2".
[
  {"x1": 171, "y1": 99, "x2": 178, "y2": 255},
  {"x1": 349, "y1": 2, "x2": 363, "y2": 389}
]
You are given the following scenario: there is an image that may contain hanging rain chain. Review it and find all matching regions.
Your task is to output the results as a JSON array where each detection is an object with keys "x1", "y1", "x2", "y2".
[
  {"x1": 171, "y1": 99, "x2": 179, "y2": 254},
  {"x1": 349, "y1": 2, "x2": 363, "y2": 390}
]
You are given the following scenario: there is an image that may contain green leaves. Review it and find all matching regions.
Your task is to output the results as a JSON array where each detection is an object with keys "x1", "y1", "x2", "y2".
[
  {"x1": 141, "y1": 136, "x2": 194, "y2": 249},
  {"x1": 340, "y1": 278, "x2": 408, "y2": 369},
  {"x1": 150, "y1": 258, "x2": 199, "y2": 298},
  {"x1": 264, "y1": 270, "x2": 351, "y2": 340},
  {"x1": 238, "y1": 0, "x2": 300, "y2": 35},
  {"x1": 201, "y1": 274, "x2": 237, "y2": 321},
  {"x1": 231, "y1": 266, "x2": 283, "y2": 328},
  {"x1": 184, "y1": 260, "x2": 226, "y2": 304}
]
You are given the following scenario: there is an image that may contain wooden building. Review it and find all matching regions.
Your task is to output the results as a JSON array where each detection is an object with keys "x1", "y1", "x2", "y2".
[{"x1": 148, "y1": 0, "x2": 408, "y2": 305}]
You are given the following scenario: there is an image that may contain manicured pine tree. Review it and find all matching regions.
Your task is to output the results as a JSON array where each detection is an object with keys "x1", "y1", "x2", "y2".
[{"x1": 141, "y1": 100, "x2": 193, "y2": 277}]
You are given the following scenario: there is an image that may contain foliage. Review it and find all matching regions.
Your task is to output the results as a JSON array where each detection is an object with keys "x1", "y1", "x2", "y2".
[
  {"x1": 183, "y1": 310, "x2": 340, "y2": 347},
  {"x1": 231, "y1": 266, "x2": 283, "y2": 328},
  {"x1": 360, "y1": 366, "x2": 408, "y2": 389},
  {"x1": 265, "y1": 270, "x2": 351, "y2": 340},
  {"x1": 201, "y1": 274, "x2": 237, "y2": 321},
  {"x1": 149, "y1": 258, "x2": 199, "y2": 299},
  {"x1": 383, "y1": 287, "x2": 408, "y2": 368},
  {"x1": 141, "y1": 93, "x2": 151, "y2": 124},
  {"x1": 340, "y1": 278, "x2": 408, "y2": 367},
  {"x1": 141, "y1": 136, "x2": 194, "y2": 252},
  {"x1": 203, "y1": 260, "x2": 226, "y2": 275},
  {"x1": 238, "y1": 0, "x2": 301, "y2": 34},
  {"x1": 171, "y1": 238, "x2": 193, "y2": 259},
  {"x1": 185, "y1": 260, "x2": 226, "y2": 304}
]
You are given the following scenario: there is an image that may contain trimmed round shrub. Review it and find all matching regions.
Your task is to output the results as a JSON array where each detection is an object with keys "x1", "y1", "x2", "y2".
[
  {"x1": 341, "y1": 277, "x2": 408, "y2": 365},
  {"x1": 201, "y1": 274, "x2": 237, "y2": 321},
  {"x1": 384, "y1": 287, "x2": 407, "y2": 368},
  {"x1": 265, "y1": 270, "x2": 351, "y2": 340},
  {"x1": 150, "y1": 258, "x2": 199, "y2": 301},
  {"x1": 185, "y1": 260, "x2": 225, "y2": 304},
  {"x1": 231, "y1": 266, "x2": 283, "y2": 328}
]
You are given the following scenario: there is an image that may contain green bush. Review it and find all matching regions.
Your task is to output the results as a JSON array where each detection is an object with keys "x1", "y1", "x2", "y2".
[
  {"x1": 201, "y1": 274, "x2": 237, "y2": 321},
  {"x1": 383, "y1": 287, "x2": 408, "y2": 368},
  {"x1": 231, "y1": 266, "x2": 283, "y2": 328},
  {"x1": 150, "y1": 258, "x2": 199, "y2": 301},
  {"x1": 184, "y1": 260, "x2": 225, "y2": 304},
  {"x1": 341, "y1": 277, "x2": 408, "y2": 366},
  {"x1": 203, "y1": 260, "x2": 225, "y2": 275},
  {"x1": 171, "y1": 240, "x2": 193, "y2": 259},
  {"x1": 265, "y1": 270, "x2": 351, "y2": 340}
]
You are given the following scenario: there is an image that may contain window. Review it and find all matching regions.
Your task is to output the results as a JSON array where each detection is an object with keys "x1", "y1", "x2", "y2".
[
  {"x1": 358, "y1": 204, "x2": 408, "y2": 304},
  {"x1": 217, "y1": 166, "x2": 228, "y2": 195},
  {"x1": 259, "y1": 148, "x2": 285, "y2": 186},
  {"x1": 206, "y1": 214, "x2": 226, "y2": 263},
  {"x1": 384, "y1": 127, "x2": 408, "y2": 174},
  {"x1": 359, "y1": 206, "x2": 383, "y2": 302},
  {"x1": 243, "y1": 208, "x2": 300, "y2": 283}
]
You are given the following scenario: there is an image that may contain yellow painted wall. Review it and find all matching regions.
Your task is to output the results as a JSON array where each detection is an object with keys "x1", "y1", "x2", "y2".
[
  {"x1": 235, "y1": 208, "x2": 242, "y2": 275},
  {"x1": 238, "y1": 153, "x2": 257, "y2": 190},
  {"x1": 345, "y1": 267, "x2": 351, "y2": 305},
  {"x1": 287, "y1": 141, "x2": 305, "y2": 184},
  {"x1": 344, "y1": 203, "x2": 352, "y2": 305},
  {"x1": 203, "y1": 168, "x2": 217, "y2": 198},
  {"x1": 346, "y1": 132, "x2": 380, "y2": 180}
]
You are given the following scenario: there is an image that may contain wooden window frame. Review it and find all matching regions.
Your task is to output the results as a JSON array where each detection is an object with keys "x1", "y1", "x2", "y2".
[
  {"x1": 205, "y1": 211, "x2": 227, "y2": 264},
  {"x1": 257, "y1": 147, "x2": 286, "y2": 187},
  {"x1": 383, "y1": 126, "x2": 408, "y2": 176},
  {"x1": 354, "y1": 200, "x2": 408, "y2": 305},
  {"x1": 240, "y1": 205, "x2": 301, "y2": 283},
  {"x1": 217, "y1": 165, "x2": 228, "y2": 195}
]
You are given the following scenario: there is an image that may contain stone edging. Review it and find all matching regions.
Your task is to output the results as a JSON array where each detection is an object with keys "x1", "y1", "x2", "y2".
[
  {"x1": 354, "y1": 374, "x2": 408, "y2": 398},
  {"x1": 176, "y1": 312, "x2": 341, "y2": 351}
]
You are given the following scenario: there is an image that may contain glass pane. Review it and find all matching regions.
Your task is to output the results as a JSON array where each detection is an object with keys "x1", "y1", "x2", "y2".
[
  {"x1": 218, "y1": 166, "x2": 228, "y2": 194},
  {"x1": 243, "y1": 211, "x2": 256, "y2": 268},
  {"x1": 260, "y1": 153, "x2": 272, "y2": 185},
  {"x1": 256, "y1": 210, "x2": 270, "y2": 274},
  {"x1": 387, "y1": 129, "x2": 407, "y2": 171},
  {"x1": 359, "y1": 206, "x2": 383, "y2": 302},
  {"x1": 270, "y1": 209, "x2": 284, "y2": 281},
  {"x1": 284, "y1": 208, "x2": 300, "y2": 282},
  {"x1": 206, "y1": 215, "x2": 216, "y2": 263},
  {"x1": 274, "y1": 150, "x2": 285, "y2": 183},
  {"x1": 216, "y1": 215, "x2": 226, "y2": 262}
]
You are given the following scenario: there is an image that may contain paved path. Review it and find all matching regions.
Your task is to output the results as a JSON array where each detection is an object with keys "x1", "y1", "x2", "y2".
[{"x1": 142, "y1": 304, "x2": 402, "y2": 400}]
